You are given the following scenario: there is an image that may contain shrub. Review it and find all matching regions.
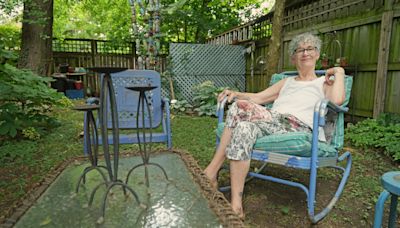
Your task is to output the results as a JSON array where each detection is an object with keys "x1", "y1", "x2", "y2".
[
  {"x1": 170, "y1": 99, "x2": 193, "y2": 115},
  {"x1": 192, "y1": 81, "x2": 229, "y2": 117},
  {"x1": 0, "y1": 22, "x2": 21, "y2": 65},
  {"x1": 345, "y1": 113, "x2": 400, "y2": 161},
  {"x1": 0, "y1": 43, "x2": 71, "y2": 139}
]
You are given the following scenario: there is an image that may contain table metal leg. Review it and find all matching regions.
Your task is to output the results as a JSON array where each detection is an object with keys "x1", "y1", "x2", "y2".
[
  {"x1": 125, "y1": 89, "x2": 168, "y2": 188},
  {"x1": 374, "y1": 190, "x2": 391, "y2": 228},
  {"x1": 82, "y1": 69, "x2": 143, "y2": 223},
  {"x1": 388, "y1": 194, "x2": 398, "y2": 228},
  {"x1": 94, "y1": 73, "x2": 142, "y2": 221},
  {"x1": 75, "y1": 108, "x2": 108, "y2": 193}
]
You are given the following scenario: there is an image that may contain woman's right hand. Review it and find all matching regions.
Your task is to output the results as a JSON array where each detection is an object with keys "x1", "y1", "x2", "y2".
[{"x1": 218, "y1": 89, "x2": 237, "y2": 103}]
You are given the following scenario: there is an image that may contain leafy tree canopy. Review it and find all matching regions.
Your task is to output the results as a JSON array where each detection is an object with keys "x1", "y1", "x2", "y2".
[
  {"x1": 1, "y1": 0, "x2": 272, "y2": 48},
  {"x1": 52, "y1": 0, "x2": 271, "y2": 44}
]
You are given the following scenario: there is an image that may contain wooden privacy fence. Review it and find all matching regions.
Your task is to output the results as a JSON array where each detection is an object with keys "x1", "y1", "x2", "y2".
[
  {"x1": 207, "y1": 0, "x2": 400, "y2": 119},
  {"x1": 52, "y1": 38, "x2": 167, "y2": 96}
]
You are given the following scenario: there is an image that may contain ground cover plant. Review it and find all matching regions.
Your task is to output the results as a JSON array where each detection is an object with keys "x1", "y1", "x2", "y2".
[
  {"x1": 345, "y1": 113, "x2": 400, "y2": 161},
  {"x1": 0, "y1": 100, "x2": 398, "y2": 227}
]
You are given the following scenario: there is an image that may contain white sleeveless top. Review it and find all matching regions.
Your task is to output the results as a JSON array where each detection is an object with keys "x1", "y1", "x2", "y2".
[{"x1": 272, "y1": 76, "x2": 326, "y2": 141}]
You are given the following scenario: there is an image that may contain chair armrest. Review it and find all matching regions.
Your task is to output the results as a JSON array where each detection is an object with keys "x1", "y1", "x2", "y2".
[
  {"x1": 216, "y1": 97, "x2": 228, "y2": 123},
  {"x1": 315, "y1": 99, "x2": 348, "y2": 127},
  {"x1": 311, "y1": 98, "x2": 350, "y2": 148},
  {"x1": 327, "y1": 101, "x2": 349, "y2": 113},
  {"x1": 161, "y1": 97, "x2": 170, "y2": 109}
]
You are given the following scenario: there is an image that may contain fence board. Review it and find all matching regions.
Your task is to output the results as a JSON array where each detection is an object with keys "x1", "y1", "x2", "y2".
[
  {"x1": 374, "y1": 11, "x2": 394, "y2": 117},
  {"x1": 386, "y1": 71, "x2": 400, "y2": 113}
]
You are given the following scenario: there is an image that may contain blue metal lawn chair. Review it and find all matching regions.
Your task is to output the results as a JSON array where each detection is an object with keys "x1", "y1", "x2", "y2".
[
  {"x1": 83, "y1": 69, "x2": 172, "y2": 155},
  {"x1": 215, "y1": 70, "x2": 353, "y2": 223}
]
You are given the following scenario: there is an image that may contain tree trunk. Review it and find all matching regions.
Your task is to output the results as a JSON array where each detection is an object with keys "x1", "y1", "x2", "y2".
[
  {"x1": 18, "y1": 0, "x2": 54, "y2": 76},
  {"x1": 264, "y1": 0, "x2": 286, "y2": 88}
]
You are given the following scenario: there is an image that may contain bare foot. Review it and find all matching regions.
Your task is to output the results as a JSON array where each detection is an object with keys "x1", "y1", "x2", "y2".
[
  {"x1": 232, "y1": 207, "x2": 245, "y2": 221},
  {"x1": 203, "y1": 171, "x2": 218, "y2": 191},
  {"x1": 209, "y1": 178, "x2": 218, "y2": 191}
]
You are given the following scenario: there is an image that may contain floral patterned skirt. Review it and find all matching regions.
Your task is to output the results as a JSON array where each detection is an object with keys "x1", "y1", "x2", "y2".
[{"x1": 224, "y1": 100, "x2": 311, "y2": 160}]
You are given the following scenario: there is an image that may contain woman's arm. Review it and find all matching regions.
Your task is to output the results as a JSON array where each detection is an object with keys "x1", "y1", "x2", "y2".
[
  {"x1": 324, "y1": 67, "x2": 346, "y2": 105},
  {"x1": 218, "y1": 78, "x2": 287, "y2": 105}
]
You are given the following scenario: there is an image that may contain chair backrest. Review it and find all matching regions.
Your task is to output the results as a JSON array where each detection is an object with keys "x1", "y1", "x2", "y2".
[
  {"x1": 105, "y1": 70, "x2": 162, "y2": 129},
  {"x1": 267, "y1": 71, "x2": 353, "y2": 149}
]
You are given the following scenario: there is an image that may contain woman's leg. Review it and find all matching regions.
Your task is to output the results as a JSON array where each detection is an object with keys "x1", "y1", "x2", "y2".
[
  {"x1": 204, "y1": 127, "x2": 232, "y2": 185},
  {"x1": 230, "y1": 159, "x2": 250, "y2": 217},
  {"x1": 226, "y1": 121, "x2": 262, "y2": 217}
]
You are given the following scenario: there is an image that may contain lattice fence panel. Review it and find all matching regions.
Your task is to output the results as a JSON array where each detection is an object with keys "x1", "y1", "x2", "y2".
[
  {"x1": 53, "y1": 39, "x2": 92, "y2": 53},
  {"x1": 169, "y1": 43, "x2": 245, "y2": 103}
]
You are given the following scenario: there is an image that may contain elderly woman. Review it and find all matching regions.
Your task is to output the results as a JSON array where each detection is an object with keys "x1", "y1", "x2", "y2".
[{"x1": 203, "y1": 32, "x2": 345, "y2": 219}]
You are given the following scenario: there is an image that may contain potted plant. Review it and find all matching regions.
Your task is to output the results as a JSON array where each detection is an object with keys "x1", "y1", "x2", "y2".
[
  {"x1": 333, "y1": 57, "x2": 348, "y2": 67},
  {"x1": 321, "y1": 53, "x2": 330, "y2": 69}
]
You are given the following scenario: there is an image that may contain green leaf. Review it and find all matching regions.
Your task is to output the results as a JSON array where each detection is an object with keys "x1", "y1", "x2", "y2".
[
  {"x1": 39, "y1": 216, "x2": 52, "y2": 226},
  {"x1": 281, "y1": 206, "x2": 290, "y2": 215}
]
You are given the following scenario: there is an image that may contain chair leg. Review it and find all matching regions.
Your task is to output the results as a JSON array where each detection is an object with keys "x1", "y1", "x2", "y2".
[
  {"x1": 310, "y1": 152, "x2": 352, "y2": 223},
  {"x1": 308, "y1": 166, "x2": 317, "y2": 221},
  {"x1": 388, "y1": 194, "x2": 398, "y2": 228},
  {"x1": 374, "y1": 190, "x2": 391, "y2": 228},
  {"x1": 164, "y1": 100, "x2": 172, "y2": 150}
]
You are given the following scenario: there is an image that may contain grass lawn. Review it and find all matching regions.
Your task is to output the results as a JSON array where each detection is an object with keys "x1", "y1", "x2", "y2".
[{"x1": 0, "y1": 100, "x2": 398, "y2": 227}]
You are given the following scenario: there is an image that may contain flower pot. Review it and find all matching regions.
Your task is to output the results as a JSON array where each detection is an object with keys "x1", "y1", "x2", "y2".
[
  {"x1": 68, "y1": 66, "x2": 75, "y2": 73},
  {"x1": 322, "y1": 59, "x2": 329, "y2": 69},
  {"x1": 74, "y1": 81, "x2": 83, "y2": 90},
  {"x1": 340, "y1": 57, "x2": 348, "y2": 67}
]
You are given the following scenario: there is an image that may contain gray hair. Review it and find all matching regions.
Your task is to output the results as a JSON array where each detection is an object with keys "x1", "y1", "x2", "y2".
[{"x1": 288, "y1": 32, "x2": 321, "y2": 56}]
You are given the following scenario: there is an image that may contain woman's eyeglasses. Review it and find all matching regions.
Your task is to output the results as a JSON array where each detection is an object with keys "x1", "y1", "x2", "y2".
[{"x1": 294, "y1": 47, "x2": 317, "y2": 55}]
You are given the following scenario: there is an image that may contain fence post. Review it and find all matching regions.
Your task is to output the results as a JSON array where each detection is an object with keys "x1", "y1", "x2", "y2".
[
  {"x1": 373, "y1": 0, "x2": 393, "y2": 118},
  {"x1": 91, "y1": 40, "x2": 97, "y2": 67}
]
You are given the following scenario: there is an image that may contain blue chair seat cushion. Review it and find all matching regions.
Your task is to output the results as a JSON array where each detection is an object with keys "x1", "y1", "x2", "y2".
[{"x1": 217, "y1": 123, "x2": 337, "y2": 157}]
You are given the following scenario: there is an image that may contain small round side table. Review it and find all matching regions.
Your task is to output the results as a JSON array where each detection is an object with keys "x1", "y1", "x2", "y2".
[
  {"x1": 124, "y1": 86, "x2": 168, "y2": 188},
  {"x1": 374, "y1": 171, "x2": 400, "y2": 228},
  {"x1": 73, "y1": 104, "x2": 108, "y2": 192}
]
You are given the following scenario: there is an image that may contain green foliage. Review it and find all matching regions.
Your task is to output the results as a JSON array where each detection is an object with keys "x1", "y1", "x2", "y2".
[
  {"x1": 345, "y1": 113, "x2": 400, "y2": 161},
  {"x1": 161, "y1": 0, "x2": 267, "y2": 43},
  {"x1": 21, "y1": 127, "x2": 41, "y2": 140},
  {"x1": 53, "y1": 0, "x2": 132, "y2": 42},
  {"x1": 170, "y1": 99, "x2": 193, "y2": 115},
  {"x1": 0, "y1": 22, "x2": 21, "y2": 50},
  {"x1": 0, "y1": 140, "x2": 37, "y2": 163},
  {"x1": 0, "y1": 103, "x2": 84, "y2": 207},
  {"x1": 0, "y1": 44, "x2": 71, "y2": 139},
  {"x1": 192, "y1": 80, "x2": 229, "y2": 117},
  {"x1": 51, "y1": 0, "x2": 268, "y2": 45},
  {"x1": 0, "y1": 0, "x2": 22, "y2": 16}
]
